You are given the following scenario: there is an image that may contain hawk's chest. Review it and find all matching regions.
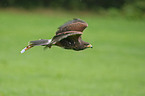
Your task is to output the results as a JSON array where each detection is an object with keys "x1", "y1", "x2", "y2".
[{"x1": 55, "y1": 37, "x2": 80, "y2": 49}]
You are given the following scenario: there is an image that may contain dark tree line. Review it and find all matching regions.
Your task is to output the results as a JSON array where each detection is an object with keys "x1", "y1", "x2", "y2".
[
  {"x1": 0, "y1": 0, "x2": 144, "y2": 17},
  {"x1": 0, "y1": 0, "x2": 140, "y2": 9}
]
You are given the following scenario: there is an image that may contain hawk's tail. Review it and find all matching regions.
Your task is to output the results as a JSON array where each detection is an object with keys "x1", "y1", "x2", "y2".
[{"x1": 21, "y1": 39, "x2": 52, "y2": 53}]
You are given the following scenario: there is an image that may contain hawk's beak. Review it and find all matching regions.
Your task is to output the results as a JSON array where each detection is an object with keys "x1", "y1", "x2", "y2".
[{"x1": 87, "y1": 44, "x2": 93, "y2": 48}]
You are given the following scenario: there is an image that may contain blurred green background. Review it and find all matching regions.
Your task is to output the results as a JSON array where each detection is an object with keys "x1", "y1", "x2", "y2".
[{"x1": 0, "y1": 0, "x2": 145, "y2": 96}]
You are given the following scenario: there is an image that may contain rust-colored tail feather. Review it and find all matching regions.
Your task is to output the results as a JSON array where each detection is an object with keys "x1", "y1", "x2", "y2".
[
  {"x1": 21, "y1": 39, "x2": 52, "y2": 53},
  {"x1": 21, "y1": 45, "x2": 33, "y2": 53}
]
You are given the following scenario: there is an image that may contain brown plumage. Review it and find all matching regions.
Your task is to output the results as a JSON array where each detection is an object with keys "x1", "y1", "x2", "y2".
[{"x1": 21, "y1": 18, "x2": 92, "y2": 53}]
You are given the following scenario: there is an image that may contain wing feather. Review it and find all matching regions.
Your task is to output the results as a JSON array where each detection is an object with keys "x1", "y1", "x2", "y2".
[
  {"x1": 52, "y1": 31, "x2": 82, "y2": 44},
  {"x1": 56, "y1": 18, "x2": 88, "y2": 35}
]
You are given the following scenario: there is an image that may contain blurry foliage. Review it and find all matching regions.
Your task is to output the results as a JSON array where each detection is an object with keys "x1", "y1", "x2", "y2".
[
  {"x1": 123, "y1": 0, "x2": 145, "y2": 19},
  {"x1": 0, "y1": 0, "x2": 145, "y2": 18},
  {"x1": 0, "y1": 0, "x2": 125, "y2": 9}
]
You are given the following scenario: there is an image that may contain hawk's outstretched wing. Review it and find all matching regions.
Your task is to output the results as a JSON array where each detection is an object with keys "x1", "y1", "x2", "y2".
[
  {"x1": 51, "y1": 31, "x2": 82, "y2": 44},
  {"x1": 56, "y1": 18, "x2": 88, "y2": 35},
  {"x1": 46, "y1": 18, "x2": 87, "y2": 48}
]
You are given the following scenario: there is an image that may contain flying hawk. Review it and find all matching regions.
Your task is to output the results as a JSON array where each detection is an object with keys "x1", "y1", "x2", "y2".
[{"x1": 21, "y1": 18, "x2": 92, "y2": 53}]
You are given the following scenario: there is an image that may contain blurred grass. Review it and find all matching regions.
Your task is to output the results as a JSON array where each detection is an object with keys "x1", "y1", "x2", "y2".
[{"x1": 0, "y1": 9, "x2": 145, "y2": 96}]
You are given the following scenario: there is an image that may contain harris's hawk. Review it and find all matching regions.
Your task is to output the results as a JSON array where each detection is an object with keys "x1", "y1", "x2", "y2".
[{"x1": 21, "y1": 18, "x2": 92, "y2": 53}]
